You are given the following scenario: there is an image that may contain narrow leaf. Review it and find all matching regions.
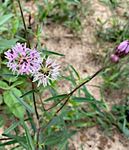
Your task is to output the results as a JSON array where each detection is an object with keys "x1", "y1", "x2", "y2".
[
  {"x1": 44, "y1": 94, "x2": 68, "y2": 102},
  {"x1": 0, "y1": 14, "x2": 13, "y2": 26}
]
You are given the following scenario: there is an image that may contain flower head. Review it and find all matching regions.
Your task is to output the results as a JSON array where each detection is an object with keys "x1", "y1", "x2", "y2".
[
  {"x1": 111, "y1": 40, "x2": 129, "y2": 62},
  {"x1": 32, "y1": 57, "x2": 60, "y2": 87},
  {"x1": 5, "y1": 43, "x2": 42, "y2": 75}
]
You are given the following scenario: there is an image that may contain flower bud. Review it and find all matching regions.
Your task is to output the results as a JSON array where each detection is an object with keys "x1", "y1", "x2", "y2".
[
  {"x1": 111, "y1": 40, "x2": 129, "y2": 63},
  {"x1": 115, "y1": 40, "x2": 129, "y2": 57},
  {"x1": 110, "y1": 54, "x2": 119, "y2": 62}
]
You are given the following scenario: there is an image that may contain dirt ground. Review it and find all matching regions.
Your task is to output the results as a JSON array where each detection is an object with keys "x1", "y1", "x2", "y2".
[{"x1": 1, "y1": 0, "x2": 129, "y2": 149}]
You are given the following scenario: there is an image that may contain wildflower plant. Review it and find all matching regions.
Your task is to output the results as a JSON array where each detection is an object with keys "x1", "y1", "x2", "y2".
[{"x1": 1, "y1": 0, "x2": 129, "y2": 150}]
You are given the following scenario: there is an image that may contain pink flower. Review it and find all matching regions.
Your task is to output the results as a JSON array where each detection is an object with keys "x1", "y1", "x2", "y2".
[
  {"x1": 111, "y1": 40, "x2": 129, "y2": 62},
  {"x1": 32, "y1": 57, "x2": 60, "y2": 87},
  {"x1": 5, "y1": 43, "x2": 42, "y2": 75},
  {"x1": 115, "y1": 40, "x2": 129, "y2": 55}
]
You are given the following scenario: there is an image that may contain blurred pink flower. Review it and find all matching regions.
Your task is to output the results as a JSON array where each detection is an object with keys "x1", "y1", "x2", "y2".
[
  {"x1": 33, "y1": 57, "x2": 60, "y2": 87},
  {"x1": 5, "y1": 43, "x2": 42, "y2": 75},
  {"x1": 110, "y1": 54, "x2": 119, "y2": 63}
]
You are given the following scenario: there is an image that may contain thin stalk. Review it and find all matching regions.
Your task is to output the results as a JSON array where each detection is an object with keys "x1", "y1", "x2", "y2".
[
  {"x1": 31, "y1": 81, "x2": 39, "y2": 120},
  {"x1": 56, "y1": 67, "x2": 104, "y2": 114},
  {"x1": 17, "y1": 0, "x2": 39, "y2": 120},
  {"x1": 17, "y1": 1, "x2": 40, "y2": 148},
  {"x1": 17, "y1": 0, "x2": 30, "y2": 47}
]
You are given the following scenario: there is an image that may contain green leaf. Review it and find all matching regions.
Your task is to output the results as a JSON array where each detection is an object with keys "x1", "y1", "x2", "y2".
[
  {"x1": 0, "y1": 115, "x2": 5, "y2": 127},
  {"x1": 0, "y1": 95, "x2": 3, "y2": 105},
  {"x1": 20, "y1": 90, "x2": 36, "y2": 98},
  {"x1": 0, "y1": 80, "x2": 9, "y2": 90},
  {"x1": 0, "y1": 38, "x2": 18, "y2": 53},
  {"x1": 0, "y1": 68, "x2": 18, "y2": 82},
  {"x1": 22, "y1": 121, "x2": 35, "y2": 150},
  {"x1": 66, "y1": 0, "x2": 80, "y2": 4},
  {"x1": 44, "y1": 130, "x2": 75, "y2": 147},
  {"x1": 71, "y1": 121, "x2": 95, "y2": 127},
  {"x1": 0, "y1": 14, "x2": 13, "y2": 26},
  {"x1": 11, "y1": 81, "x2": 24, "y2": 88},
  {"x1": 42, "y1": 49, "x2": 65, "y2": 56},
  {"x1": 4, "y1": 121, "x2": 22, "y2": 134},
  {"x1": 2, "y1": 133, "x2": 27, "y2": 149},
  {"x1": 3, "y1": 88, "x2": 25, "y2": 118},
  {"x1": 12, "y1": 91, "x2": 34, "y2": 114},
  {"x1": 72, "y1": 96, "x2": 95, "y2": 102},
  {"x1": 118, "y1": 121, "x2": 129, "y2": 137},
  {"x1": 81, "y1": 85, "x2": 92, "y2": 98},
  {"x1": 0, "y1": 140, "x2": 17, "y2": 147},
  {"x1": 44, "y1": 94, "x2": 68, "y2": 102},
  {"x1": 69, "y1": 65, "x2": 80, "y2": 80}
]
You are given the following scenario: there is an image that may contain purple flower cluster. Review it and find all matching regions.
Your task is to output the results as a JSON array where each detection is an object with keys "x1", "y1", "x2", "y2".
[
  {"x1": 111, "y1": 40, "x2": 129, "y2": 62},
  {"x1": 5, "y1": 43, "x2": 42, "y2": 75},
  {"x1": 5, "y1": 43, "x2": 60, "y2": 87}
]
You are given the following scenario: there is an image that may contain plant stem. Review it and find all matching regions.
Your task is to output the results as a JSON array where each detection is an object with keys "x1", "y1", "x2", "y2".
[
  {"x1": 32, "y1": 81, "x2": 39, "y2": 120},
  {"x1": 17, "y1": 1, "x2": 40, "y2": 148},
  {"x1": 17, "y1": 0, "x2": 39, "y2": 121},
  {"x1": 17, "y1": 0, "x2": 30, "y2": 47},
  {"x1": 56, "y1": 67, "x2": 104, "y2": 113}
]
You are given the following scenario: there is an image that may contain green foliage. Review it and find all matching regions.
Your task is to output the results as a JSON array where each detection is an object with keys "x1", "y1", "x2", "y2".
[
  {"x1": 3, "y1": 88, "x2": 25, "y2": 119},
  {"x1": 36, "y1": 0, "x2": 86, "y2": 33},
  {"x1": 99, "y1": 0, "x2": 120, "y2": 9},
  {"x1": 0, "y1": 39, "x2": 18, "y2": 53},
  {"x1": 0, "y1": 14, "x2": 13, "y2": 26}
]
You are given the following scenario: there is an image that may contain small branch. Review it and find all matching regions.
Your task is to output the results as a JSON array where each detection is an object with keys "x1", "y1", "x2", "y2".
[
  {"x1": 55, "y1": 67, "x2": 103, "y2": 114},
  {"x1": 31, "y1": 81, "x2": 40, "y2": 150},
  {"x1": 0, "y1": 138, "x2": 12, "y2": 141},
  {"x1": 44, "y1": 95, "x2": 69, "y2": 111},
  {"x1": 70, "y1": 67, "x2": 103, "y2": 95},
  {"x1": 17, "y1": 0, "x2": 30, "y2": 47}
]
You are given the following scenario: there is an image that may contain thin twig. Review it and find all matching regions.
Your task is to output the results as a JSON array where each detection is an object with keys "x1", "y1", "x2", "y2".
[
  {"x1": 56, "y1": 67, "x2": 104, "y2": 114},
  {"x1": 17, "y1": 0, "x2": 30, "y2": 47},
  {"x1": 0, "y1": 138, "x2": 12, "y2": 141},
  {"x1": 44, "y1": 95, "x2": 68, "y2": 111},
  {"x1": 31, "y1": 81, "x2": 41, "y2": 150}
]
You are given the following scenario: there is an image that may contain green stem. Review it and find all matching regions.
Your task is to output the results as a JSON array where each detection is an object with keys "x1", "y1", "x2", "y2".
[
  {"x1": 17, "y1": 0, "x2": 39, "y2": 121},
  {"x1": 17, "y1": 0, "x2": 30, "y2": 47},
  {"x1": 31, "y1": 81, "x2": 39, "y2": 120}
]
